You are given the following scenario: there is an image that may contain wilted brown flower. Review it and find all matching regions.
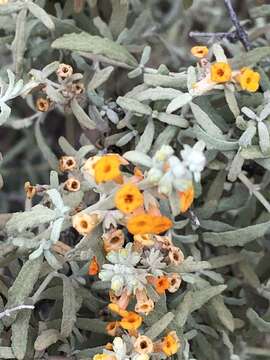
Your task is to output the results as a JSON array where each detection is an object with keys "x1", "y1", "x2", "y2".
[
  {"x1": 59, "y1": 156, "x2": 77, "y2": 172},
  {"x1": 36, "y1": 97, "x2": 50, "y2": 112},
  {"x1": 64, "y1": 178, "x2": 81, "y2": 192},
  {"x1": 57, "y1": 63, "x2": 73, "y2": 78},
  {"x1": 24, "y1": 181, "x2": 36, "y2": 199},
  {"x1": 72, "y1": 213, "x2": 100, "y2": 235},
  {"x1": 103, "y1": 229, "x2": 125, "y2": 253},
  {"x1": 134, "y1": 335, "x2": 154, "y2": 354},
  {"x1": 168, "y1": 246, "x2": 184, "y2": 266}
]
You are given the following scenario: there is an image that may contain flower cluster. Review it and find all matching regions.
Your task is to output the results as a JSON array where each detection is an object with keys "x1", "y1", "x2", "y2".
[
  {"x1": 93, "y1": 329, "x2": 180, "y2": 360},
  {"x1": 190, "y1": 44, "x2": 260, "y2": 95}
]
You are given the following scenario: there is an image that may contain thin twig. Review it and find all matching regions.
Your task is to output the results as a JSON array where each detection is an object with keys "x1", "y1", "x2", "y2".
[
  {"x1": 224, "y1": 0, "x2": 251, "y2": 51},
  {"x1": 189, "y1": 30, "x2": 238, "y2": 43},
  {"x1": 0, "y1": 304, "x2": 34, "y2": 319}
]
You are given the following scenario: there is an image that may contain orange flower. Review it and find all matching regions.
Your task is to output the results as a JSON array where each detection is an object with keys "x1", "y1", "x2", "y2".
[
  {"x1": 237, "y1": 67, "x2": 260, "y2": 92},
  {"x1": 94, "y1": 154, "x2": 124, "y2": 184},
  {"x1": 154, "y1": 276, "x2": 170, "y2": 294},
  {"x1": 88, "y1": 256, "x2": 100, "y2": 275},
  {"x1": 161, "y1": 331, "x2": 180, "y2": 356},
  {"x1": 179, "y1": 186, "x2": 194, "y2": 213},
  {"x1": 211, "y1": 62, "x2": 232, "y2": 83},
  {"x1": 115, "y1": 183, "x2": 144, "y2": 213},
  {"x1": 191, "y1": 46, "x2": 209, "y2": 58},
  {"x1": 108, "y1": 303, "x2": 128, "y2": 317},
  {"x1": 120, "y1": 311, "x2": 142, "y2": 331},
  {"x1": 127, "y1": 214, "x2": 172, "y2": 235}
]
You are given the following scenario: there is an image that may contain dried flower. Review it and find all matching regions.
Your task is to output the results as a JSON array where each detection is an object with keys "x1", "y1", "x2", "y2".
[
  {"x1": 191, "y1": 46, "x2": 209, "y2": 58},
  {"x1": 135, "y1": 288, "x2": 154, "y2": 315},
  {"x1": 161, "y1": 331, "x2": 180, "y2": 356},
  {"x1": 24, "y1": 181, "x2": 36, "y2": 199},
  {"x1": 115, "y1": 184, "x2": 144, "y2": 214},
  {"x1": 59, "y1": 156, "x2": 77, "y2": 172},
  {"x1": 179, "y1": 186, "x2": 194, "y2": 212},
  {"x1": 168, "y1": 246, "x2": 184, "y2": 266},
  {"x1": 133, "y1": 234, "x2": 155, "y2": 248},
  {"x1": 88, "y1": 256, "x2": 100, "y2": 275},
  {"x1": 103, "y1": 229, "x2": 125, "y2": 253},
  {"x1": 36, "y1": 97, "x2": 50, "y2": 112},
  {"x1": 71, "y1": 82, "x2": 85, "y2": 95},
  {"x1": 168, "y1": 273, "x2": 182, "y2": 293},
  {"x1": 72, "y1": 213, "x2": 100, "y2": 235},
  {"x1": 134, "y1": 335, "x2": 153, "y2": 354},
  {"x1": 57, "y1": 63, "x2": 73, "y2": 78},
  {"x1": 94, "y1": 154, "x2": 124, "y2": 184},
  {"x1": 127, "y1": 214, "x2": 172, "y2": 235},
  {"x1": 64, "y1": 178, "x2": 80, "y2": 192},
  {"x1": 211, "y1": 62, "x2": 232, "y2": 83},
  {"x1": 237, "y1": 67, "x2": 260, "y2": 92},
  {"x1": 106, "y1": 321, "x2": 120, "y2": 337}
]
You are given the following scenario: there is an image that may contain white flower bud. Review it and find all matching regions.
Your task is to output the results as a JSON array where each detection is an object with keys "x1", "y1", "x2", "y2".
[
  {"x1": 111, "y1": 274, "x2": 124, "y2": 293},
  {"x1": 146, "y1": 167, "x2": 163, "y2": 184},
  {"x1": 153, "y1": 145, "x2": 174, "y2": 162}
]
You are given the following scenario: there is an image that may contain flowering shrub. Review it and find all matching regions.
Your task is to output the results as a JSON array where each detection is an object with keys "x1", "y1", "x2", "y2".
[{"x1": 1, "y1": 1, "x2": 270, "y2": 359}]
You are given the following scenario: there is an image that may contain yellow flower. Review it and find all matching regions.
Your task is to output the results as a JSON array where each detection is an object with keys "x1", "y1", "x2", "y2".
[
  {"x1": 94, "y1": 154, "x2": 123, "y2": 184},
  {"x1": 191, "y1": 46, "x2": 209, "y2": 58},
  {"x1": 127, "y1": 214, "x2": 172, "y2": 235},
  {"x1": 93, "y1": 355, "x2": 116, "y2": 360},
  {"x1": 115, "y1": 183, "x2": 144, "y2": 213},
  {"x1": 161, "y1": 331, "x2": 181, "y2": 356},
  {"x1": 178, "y1": 186, "x2": 194, "y2": 213},
  {"x1": 72, "y1": 213, "x2": 100, "y2": 235},
  {"x1": 211, "y1": 62, "x2": 232, "y2": 83},
  {"x1": 237, "y1": 67, "x2": 260, "y2": 92}
]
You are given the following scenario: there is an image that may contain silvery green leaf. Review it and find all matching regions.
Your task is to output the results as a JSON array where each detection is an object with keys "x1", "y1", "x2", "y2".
[
  {"x1": 135, "y1": 118, "x2": 154, "y2": 153},
  {"x1": 247, "y1": 308, "x2": 270, "y2": 332},
  {"x1": 175, "y1": 291, "x2": 193, "y2": 327},
  {"x1": 0, "y1": 3, "x2": 23, "y2": 14},
  {"x1": 228, "y1": 151, "x2": 244, "y2": 182},
  {"x1": 191, "y1": 103, "x2": 224, "y2": 138},
  {"x1": 44, "y1": 250, "x2": 62, "y2": 270},
  {"x1": 224, "y1": 86, "x2": 240, "y2": 118},
  {"x1": 116, "y1": 96, "x2": 152, "y2": 116},
  {"x1": 42, "y1": 61, "x2": 60, "y2": 77},
  {"x1": 259, "y1": 103, "x2": 270, "y2": 120},
  {"x1": 145, "y1": 312, "x2": 174, "y2": 340},
  {"x1": 128, "y1": 67, "x2": 143, "y2": 79},
  {"x1": 106, "y1": 108, "x2": 119, "y2": 124},
  {"x1": 250, "y1": 4, "x2": 270, "y2": 18},
  {"x1": 258, "y1": 121, "x2": 270, "y2": 154},
  {"x1": 34, "y1": 329, "x2": 60, "y2": 351},
  {"x1": 27, "y1": 2, "x2": 55, "y2": 31},
  {"x1": 241, "y1": 106, "x2": 257, "y2": 120},
  {"x1": 29, "y1": 244, "x2": 44, "y2": 260},
  {"x1": 140, "y1": 45, "x2": 151, "y2": 66},
  {"x1": 191, "y1": 285, "x2": 227, "y2": 312},
  {"x1": 238, "y1": 125, "x2": 257, "y2": 147},
  {"x1": 187, "y1": 66, "x2": 197, "y2": 92},
  {"x1": 47, "y1": 189, "x2": 69, "y2": 214},
  {"x1": 0, "y1": 102, "x2": 11, "y2": 125},
  {"x1": 50, "y1": 171, "x2": 59, "y2": 188},
  {"x1": 88, "y1": 66, "x2": 114, "y2": 90},
  {"x1": 183, "y1": 0, "x2": 194, "y2": 10},
  {"x1": 135, "y1": 87, "x2": 183, "y2": 102},
  {"x1": 71, "y1": 99, "x2": 96, "y2": 130},
  {"x1": 46, "y1": 84, "x2": 65, "y2": 103},
  {"x1": 11, "y1": 308, "x2": 31, "y2": 360},
  {"x1": 61, "y1": 277, "x2": 77, "y2": 337},
  {"x1": 6, "y1": 205, "x2": 56, "y2": 233},
  {"x1": 210, "y1": 295, "x2": 234, "y2": 332},
  {"x1": 203, "y1": 220, "x2": 270, "y2": 247},
  {"x1": 123, "y1": 150, "x2": 152, "y2": 167},
  {"x1": 240, "y1": 145, "x2": 270, "y2": 159},
  {"x1": 115, "y1": 130, "x2": 137, "y2": 146},
  {"x1": 58, "y1": 136, "x2": 77, "y2": 156},
  {"x1": 144, "y1": 73, "x2": 187, "y2": 89},
  {"x1": 12, "y1": 8, "x2": 27, "y2": 75},
  {"x1": 230, "y1": 46, "x2": 270, "y2": 69},
  {"x1": 152, "y1": 112, "x2": 188, "y2": 127},
  {"x1": 35, "y1": 121, "x2": 59, "y2": 170},
  {"x1": 0, "y1": 347, "x2": 15, "y2": 359},
  {"x1": 151, "y1": 126, "x2": 178, "y2": 155},
  {"x1": 51, "y1": 32, "x2": 138, "y2": 67},
  {"x1": 193, "y1": 124, "x2": 239, "y2": 151},
  {"x1": 109, "y1": 0, "x2": 129, "y2": 38},
  {"x1": 213, "y1": 43, "x2": 227, "y2": 62},
  {"x1": 93, "y1": 16, "x2": 113, "y2": 40},
  {"x1": 166, "y1": 93, "x2": 192, "y2": 114},
  {"x1": 50, "y1": 218, "x2": 64, "y2": 244},
  {"x1": 5, "y1": 256, "x2": 43, "y2": 324}
]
